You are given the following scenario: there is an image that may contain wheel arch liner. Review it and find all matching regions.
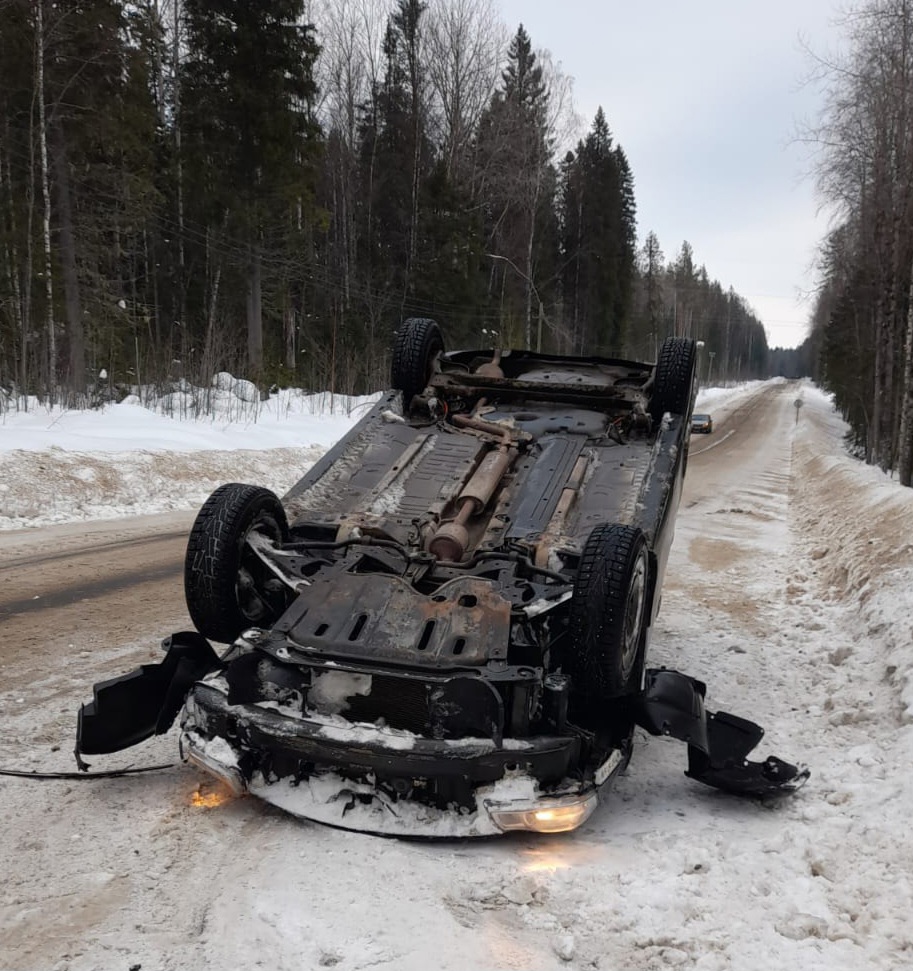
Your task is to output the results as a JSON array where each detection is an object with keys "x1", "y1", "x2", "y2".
[
  {"x1": 636, "y1": 668, "x2": 809, "y2": 797},
  {"x1": 76, "y1": 631, "x2": 222, "y2": 758}
]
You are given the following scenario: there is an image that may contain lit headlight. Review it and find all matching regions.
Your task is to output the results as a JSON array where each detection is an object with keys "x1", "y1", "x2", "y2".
[{"x1": 486, "y1": 793, "x2": 598, "y2": 833}]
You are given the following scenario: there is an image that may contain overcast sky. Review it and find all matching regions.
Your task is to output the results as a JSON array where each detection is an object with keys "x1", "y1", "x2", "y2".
[{"x1": 498, "y1": 0, "x2": 847, "y2": 349}]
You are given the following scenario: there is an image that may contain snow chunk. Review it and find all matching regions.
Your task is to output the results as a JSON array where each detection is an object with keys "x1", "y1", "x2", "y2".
[
  {"x1": 308, "y1": 670, "x2": 372, "y2": 715},
  {"x1": 211, "y1": 371, "x2": 259, "y2": 402}
]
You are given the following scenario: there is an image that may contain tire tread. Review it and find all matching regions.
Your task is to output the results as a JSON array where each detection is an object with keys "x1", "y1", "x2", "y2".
[
  {"x1": 567, "y1": 524, "x2": 648, "y2": 701},
  {"x1": 391, "y1": 317, "x2": 444, "y2": 401},
  {"x1": 649, "y1": 336, "x2": 696, "y2": 422},
  {"x1": 184, "y1": 483, "x2": 287, "y2": 643}
]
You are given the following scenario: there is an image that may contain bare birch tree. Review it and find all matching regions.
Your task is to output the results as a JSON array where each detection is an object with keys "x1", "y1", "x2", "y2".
[
  {"x1": 424, "y1": 0, "x2": 504, "y2": 183},
  {"x1": 810, "y1": 0, "x2": 913, "y2": 475},
  {"x1": 34, "y1": 0, "x2": 56, "y2": 398}
]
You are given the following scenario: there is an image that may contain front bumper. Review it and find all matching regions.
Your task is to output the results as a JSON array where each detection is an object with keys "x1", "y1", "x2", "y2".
[
  {"x1": 180, "y1": 681, "x2": 618, "y2": 837},
  {"x1": 76, "y1": 635, "x2": 808, "y2": 837}
]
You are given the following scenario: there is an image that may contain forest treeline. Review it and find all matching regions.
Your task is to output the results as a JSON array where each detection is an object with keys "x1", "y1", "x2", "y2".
[
  {"x1": 801, "y1": 0, "x2": 913, "y2": 485},
  {"x1": 0, "y1": 0, "x2": 770, "y2": 403}
]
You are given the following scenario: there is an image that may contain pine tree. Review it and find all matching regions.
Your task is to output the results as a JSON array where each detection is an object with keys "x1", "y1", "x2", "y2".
[
  {"x1": 637, "y1": 230, "x2": 665, "y2": 359},
  {"x1": 356, "y1": 2, "x2": 430, "y2": 306},
  {"x1": 0, "y1": 0, "x2": 38, "y2": 393}
]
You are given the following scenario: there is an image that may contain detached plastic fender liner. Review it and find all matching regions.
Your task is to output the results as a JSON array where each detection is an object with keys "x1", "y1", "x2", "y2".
[
  {"x1": 76, "y1": 631, "x2": 222, "y2": 761},
  {"x1": 636, "y1": 668, "x2": 809, "y2": 798},
  {"x1": 685, "y1": 711, "x2": 810, "y2": 797},
  {"x1": 636, "y1": 668, "x2": 712, "y2": 753}
]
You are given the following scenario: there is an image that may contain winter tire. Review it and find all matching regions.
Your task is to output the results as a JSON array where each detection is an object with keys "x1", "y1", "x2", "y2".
[
  {"x1": 649, "y1": 336, "x2": 696, "y2": 424},
  {"x1": 391, "y1": 317, "x2": 444, "y2": 403},
  {"x1": 184, "y1": 483, "x2": 290, "y2": 643},
  {"x1": 566, "y1": 524, "x2": 650, "y2": 708}
]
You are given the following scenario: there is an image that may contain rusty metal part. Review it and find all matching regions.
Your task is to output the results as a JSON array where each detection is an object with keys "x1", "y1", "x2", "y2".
[
  {"x1": 452, "y1": 412, "x2": 511, "y2": 443},
  {"x1": 459, "y1": 447, "x2": 515, "y2": 515},
  {"x1": 428, "y1": 443, "x2": 518, "y2": 561},
  {"x1": 280, "y1": 572, "x2": 513, "y2": 666},
  {"x1": 428, "y1": 520, "x2": 470, "y2": 561},
  {"x1": 475, "y1": 350, "x2": 504, "y2": 379},
  {"x1": 534, "y1": 454, "x2": 590, "y2": 568}
]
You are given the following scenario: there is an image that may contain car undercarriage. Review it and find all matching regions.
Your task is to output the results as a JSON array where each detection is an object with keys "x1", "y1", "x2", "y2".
[{"x1": 76, "y1": 322, "x2": 808, "y2": 836}]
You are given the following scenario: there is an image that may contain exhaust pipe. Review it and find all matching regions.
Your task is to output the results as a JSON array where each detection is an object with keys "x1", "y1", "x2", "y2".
[{"x1": 428, "y1": 443, "x2": 516, "y2": 561}]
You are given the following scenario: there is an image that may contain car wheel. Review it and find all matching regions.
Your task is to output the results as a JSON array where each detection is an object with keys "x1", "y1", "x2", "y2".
[
  {"x1": 649, "y1": 336, "x2": 696, "y2": 424},
  {"x1": 566, "y1": 524, "x2": 650, "y2": 712},
  {"x1": 391, "y1": 317, "x2": 444, "y2": 403},
  {"x1": 184, "y1": 483, "x2": 290, "y2": 643}
]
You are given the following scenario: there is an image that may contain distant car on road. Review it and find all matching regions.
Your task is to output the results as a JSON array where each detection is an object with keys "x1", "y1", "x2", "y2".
[{"x1": 691, "y1": 413, "x2": 713, "y2": 434}]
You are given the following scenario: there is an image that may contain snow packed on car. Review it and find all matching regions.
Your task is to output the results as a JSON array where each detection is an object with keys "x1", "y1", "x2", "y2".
[{"x1": 76, "y1": 320, "x2": 808, "y2": 837}]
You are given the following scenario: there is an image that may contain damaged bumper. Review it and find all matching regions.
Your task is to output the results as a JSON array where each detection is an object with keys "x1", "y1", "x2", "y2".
[
  {"x1": 179, "y1": 679, "x2": 611, "y2": 836},
  {"x1": 180, "y1": 723, "x2": 604, "y2": 838}
]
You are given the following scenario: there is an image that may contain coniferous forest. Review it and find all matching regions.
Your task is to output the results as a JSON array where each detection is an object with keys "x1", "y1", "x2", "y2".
[{"x1": 0, "y1": 0, "x2": 772, "y2": 406}]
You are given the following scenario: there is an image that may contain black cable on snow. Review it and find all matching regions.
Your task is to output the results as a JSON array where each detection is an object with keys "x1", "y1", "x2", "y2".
[{"x1": 0, "y1": 762, "x2": 175, "y2": 780}]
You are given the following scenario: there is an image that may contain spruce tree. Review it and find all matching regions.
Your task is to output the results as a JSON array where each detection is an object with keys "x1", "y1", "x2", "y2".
[
  {"x1": 560, "y1": 108, "x2": 636, "y2": 355},
  {"x1": 476, "y1": 24, "x2": 554, "y2": 349}
]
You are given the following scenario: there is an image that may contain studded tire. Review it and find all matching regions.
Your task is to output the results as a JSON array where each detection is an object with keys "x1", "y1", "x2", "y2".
[
  {"x1": 391, "y1": 317, "x2": 444, "y2": 403},
  {"x1": 184, "y1": 483, "x2": 289, "y2": 643},
  {"x1": 649, "y1": 336, "x2": 696, "y2": 424},
  {"x1": 566, "y1": 524, "x2": 650, "y2": 713}
]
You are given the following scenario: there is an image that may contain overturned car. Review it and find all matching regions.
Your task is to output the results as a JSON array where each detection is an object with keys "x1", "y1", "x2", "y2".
[{"x1": 77, "y1": 321, "x2": 807, "y2": 836}]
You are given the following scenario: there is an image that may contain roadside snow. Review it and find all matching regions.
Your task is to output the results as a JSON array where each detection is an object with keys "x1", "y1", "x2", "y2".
[{"x1": 0, "y1": 388, "x2": 377, "y2": 528}]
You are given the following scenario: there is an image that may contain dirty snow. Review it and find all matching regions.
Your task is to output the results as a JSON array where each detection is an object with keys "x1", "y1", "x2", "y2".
[
  {"x1": 1, "y1": 379, "x2": 912, "y2": 970},
  {"x1": 244, "y1": 769, "x2": 592, "y2": 841},
  {"x1": 307, "y1": 670, "x2": 375, "y2": 716}
]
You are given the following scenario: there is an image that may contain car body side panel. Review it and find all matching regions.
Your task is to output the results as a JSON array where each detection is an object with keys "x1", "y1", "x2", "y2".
[{"x1": 634, "y1": 415, "x2": 687, "y2": 615}]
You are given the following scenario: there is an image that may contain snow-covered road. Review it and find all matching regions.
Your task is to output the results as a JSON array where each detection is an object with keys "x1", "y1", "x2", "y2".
[{"x1": 1, "y1": 380, "x2": 911, "y2": 970}]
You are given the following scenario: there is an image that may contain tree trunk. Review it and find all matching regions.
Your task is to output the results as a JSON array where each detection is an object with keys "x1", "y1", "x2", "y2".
[
  {"x1": 405, "y1": 11, "x2": 422, "y2": 291},
  {"x1": 523, "y1": 166, "x2": 542, "y2": 350},
  {"x1": 897, "y1": 262, "x2": 913, "y2": 486},
  {"x1": 246, "y1": 242, "x2": 263, "y2": 374},
  {"x1": 871, "y1": 303, "x2": 894, "y2": 471},
  {"x1": 35, "y1": 0, "x2": 56, "y2": 399},
  {"x1": 284, "y1": 302, "x2": 296, "y2": 371},
  {"x1": 1, "y1": 135, "x2": 27, "y2": 394},
  {"x1": 173, "y1": 0, "x2": 185, "y2": 330},
  {"x1": 203, "y1": 260, "x2": 221, "y2": 380},
  {"x1": 50, "y1": 116, "x2": 85, "y2": 395}
]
